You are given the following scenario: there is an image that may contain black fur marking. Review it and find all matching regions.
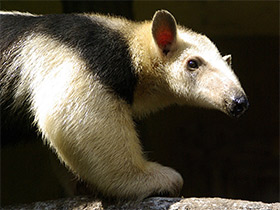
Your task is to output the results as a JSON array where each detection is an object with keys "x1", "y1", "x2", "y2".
[
  {"x1": 0, "y1": 14, "x2": 35, "y2": 106},
  {"x1": 0, "y1": 14, "x2": 40, "y2": 146},
  {"x1": 0, "y1": 13, "x2": 137, "y2": 105}
]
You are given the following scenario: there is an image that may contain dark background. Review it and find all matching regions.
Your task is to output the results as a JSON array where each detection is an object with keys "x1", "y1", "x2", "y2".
[{"x1": 1, "y1": 0, "x2": 279, "y2": 206}]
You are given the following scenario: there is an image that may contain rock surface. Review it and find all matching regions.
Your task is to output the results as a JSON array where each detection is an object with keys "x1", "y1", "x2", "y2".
[{"x1": 3, "y1": 196, "x2": 279, "y2": 210}]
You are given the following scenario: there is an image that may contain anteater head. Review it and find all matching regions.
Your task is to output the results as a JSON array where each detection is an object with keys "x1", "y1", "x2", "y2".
[{"x1": 138, "y1": 10, "x2": 249, "y2": 118}]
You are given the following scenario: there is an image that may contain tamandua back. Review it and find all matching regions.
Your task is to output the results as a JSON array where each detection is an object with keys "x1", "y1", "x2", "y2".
[{"x1": 0, "y1": 10, "x2": 249, "y2": 201}]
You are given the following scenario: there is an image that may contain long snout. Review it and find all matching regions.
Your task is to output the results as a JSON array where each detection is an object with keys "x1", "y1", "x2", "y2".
[{"x1": 228, "y1": 94, "x2": 249, "y2": 118}]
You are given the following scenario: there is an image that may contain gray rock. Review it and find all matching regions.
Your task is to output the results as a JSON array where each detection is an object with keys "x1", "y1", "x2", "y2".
[{"x1": 2, "y1": 196, "x2": 279, "y2": 210}]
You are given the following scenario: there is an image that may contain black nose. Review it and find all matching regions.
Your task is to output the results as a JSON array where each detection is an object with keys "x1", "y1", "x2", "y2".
[{"x1": 230, "y1": 95, "x2": 249, "y2": 118}]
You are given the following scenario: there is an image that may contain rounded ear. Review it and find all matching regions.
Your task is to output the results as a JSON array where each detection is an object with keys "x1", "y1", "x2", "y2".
[
  {"x1": 223, "y1": 54, "x2": 232, "y2": 66},
  {"x1": 152, "y1": 10, "x2": 177, "y2": 55}
]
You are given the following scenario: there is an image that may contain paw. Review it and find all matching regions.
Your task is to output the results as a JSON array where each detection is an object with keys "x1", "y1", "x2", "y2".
[
  {"x1": 83, "y1": 161, "x2": 183, "y2": 202},
  {"x1": 145, "y1": 162, "x2": 183, "y2": 197}
]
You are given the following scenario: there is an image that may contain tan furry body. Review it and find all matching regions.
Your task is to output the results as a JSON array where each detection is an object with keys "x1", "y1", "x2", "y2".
[
  {"x1": 0, "y1": 10, "x2": 248, "y2": 201},
  {"x1": 12, "y1": 34, "x2": 182, "y2": 200}
]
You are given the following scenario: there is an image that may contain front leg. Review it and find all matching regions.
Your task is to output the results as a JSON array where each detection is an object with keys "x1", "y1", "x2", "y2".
[{"x1": 32, "y1": 78, "x2": 183, "y2": 201}]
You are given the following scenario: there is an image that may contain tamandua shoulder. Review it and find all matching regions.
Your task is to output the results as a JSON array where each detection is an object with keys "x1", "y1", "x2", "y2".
[{"x1": 0, "y1": 11, "x2": 143, "y2": 110}]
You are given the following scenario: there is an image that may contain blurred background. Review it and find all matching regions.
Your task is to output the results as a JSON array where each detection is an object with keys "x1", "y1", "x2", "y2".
[{"x1": 1, "y1": 0, "x2": 279, "y2": 206}]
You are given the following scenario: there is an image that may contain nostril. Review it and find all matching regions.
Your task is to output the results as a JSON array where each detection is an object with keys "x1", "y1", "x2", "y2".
[
  {"x1": 230, "y1": 96, "x2": 249, "y2": 118},
  {"x1": 234, "y1": 103, "x2": 244, "y2": 114}
]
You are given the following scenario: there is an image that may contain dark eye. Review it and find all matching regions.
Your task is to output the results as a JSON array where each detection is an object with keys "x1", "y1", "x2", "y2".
[{"x1": 187, "y1": 59, "x2": 199, "y2": 70}]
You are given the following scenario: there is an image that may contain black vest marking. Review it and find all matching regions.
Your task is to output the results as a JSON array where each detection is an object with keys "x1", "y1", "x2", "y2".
[
  {"x1": 0, "y1": 13, "x2": 137, "y2": 105},
  {"x1": 0, "y1": 14, "x2": 42, "y2": 113},
  {"x1": 40, "y1": 14, "x2": 137, "y2": 105},
  {"x1": 0, "y1": 14, "x2": 40, "y2": 146}
]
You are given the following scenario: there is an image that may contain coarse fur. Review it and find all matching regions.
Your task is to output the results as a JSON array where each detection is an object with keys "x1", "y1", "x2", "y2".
[{"x1": 0, "y1": 10, "x2": 248, "y2": 202}]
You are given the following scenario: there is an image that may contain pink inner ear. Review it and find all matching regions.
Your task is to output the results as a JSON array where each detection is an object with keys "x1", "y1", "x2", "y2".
[{"x1": 156, "y1": 28, "x2": 174, "y2": 48}]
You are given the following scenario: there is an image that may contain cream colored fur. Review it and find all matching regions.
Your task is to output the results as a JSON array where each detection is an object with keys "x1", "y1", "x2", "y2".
[
  {"x1": 129, "y1": 21, "x2": 245, "y2": 118},
  {"x1": 14, "y1": 34, "x2": 182, "y2": 200},
  {"x1": 5, "y1": 10, "x2": 246, "y2": 201},
  {"x1": 0, "y1": 11, "x2": 38, "y2": 16}
]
